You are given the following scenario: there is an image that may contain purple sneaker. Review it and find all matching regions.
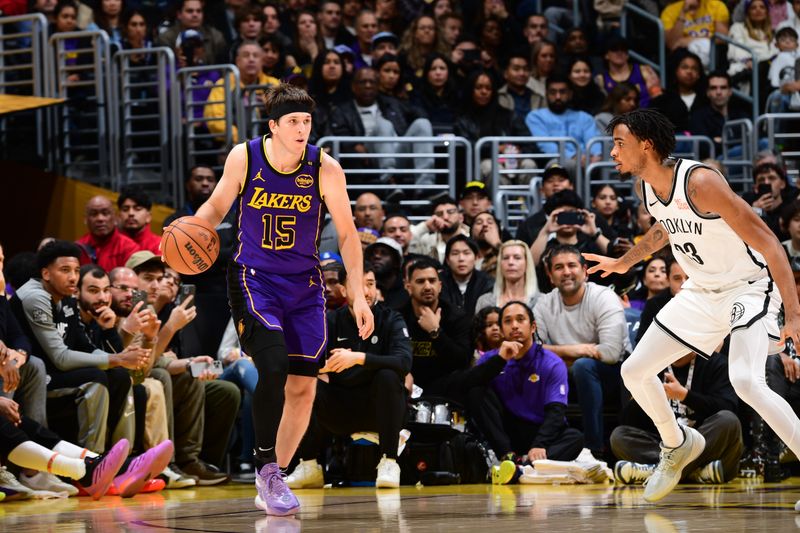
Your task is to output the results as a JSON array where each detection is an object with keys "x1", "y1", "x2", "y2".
[
  {"x1": 254, "y1": 463, "x2": 300, "y2": 516},
  {"x1": 78, "y1": 438, "x2": 130, "y2": 500},
  {"x1": 114, "y1": 439, "x2": 174, "y2": 498}
]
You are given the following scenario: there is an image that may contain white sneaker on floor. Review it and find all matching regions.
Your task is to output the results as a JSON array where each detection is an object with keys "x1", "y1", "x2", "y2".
[
  {"x1": 614, "y1": 461, "x2": 655, "y2": 485},
  {"x1": 375, "y1": 455, "x2": 400, "y2": 488},
  {"x1": 285, "y1": 459, "x2": 323, "y2": 489},
  {"x1": 158, "y1": 465, "x2": 197, "y2": 489},
  {"x1": 0, "y1": 466, "x2": 34, "y2": 500},
  {"x1": 689, "y1": 460, "x2": 724, "y2": 484},
  {"x1": 19, "y1": 471, "x2": 78, "y2": 496},
  {"x1": 643, "y1": 426, "x2": 706, "y2": 502}
]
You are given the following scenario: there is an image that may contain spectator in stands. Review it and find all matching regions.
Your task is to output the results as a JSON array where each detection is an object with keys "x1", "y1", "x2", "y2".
[
  {"x1": 529, "y1": 39, "x2": 557, "y2": 100},
  {"x1": 365, "y1": 237, "x2": 408, "y2": 309},
  {"x1": 768, "y1": 26, "x2": 800, "y2": 111},
  {"x1": 204, "y1": 41, "x2": 280, "y2": 143},
  {"x1": 399, "y1": 14, "x2": 447, "y2": 78},
  {"x1": 498, "y1": 51, "x2": 544, "y2": 123},
  {"x1": 458, "y1": 182, "x2": 492, "y2": 229},
  {"x1": 260, "y1": 33, "x2": 295, "y2": 79},
  {"x1": 5, "y1": 252, "x2": 38, "y2": 295},
  {"x1": 440, "y1": 12, "x2": 463, "y2": 49},
  {"x1": 286, "y1": 263, "x2": 411, "y2": 489},
  {"x1": 472, "y1": 305, "x2": 503, "y2": 360},
  {"x1": 475, "y1": 240, "x2": 540, "y2": 314},
  {"x1": 401, "y1": 257, "x2": 472, "y2": 395},
  {"x1": 164, "y1": 166, "x2": 237, "y2": 358},
  {"x1": 455, "y1": 69, "x2": 537, "y2": 186},
  {"x1": 156, "y1": 0, "x2": 227, "y2": 64},
  {"x1": 745, "y1": 162, "x2": 797, "y2": 239},
  {"x1": 50, "y1": 0, "x2": 77, "y2": 37},
  {"x1": 117, "y1": 187, "x2": 161, "y2": 256},
  {"x1": 612, "y1": 350, "x2": 742, "y2": 486},
  {"x1": 77, "y1": 265, "x2": 132, "y2": 355},
  {"x1": 777, "y1": 0, "x2": 800, "y2": 33},
  {"x1": 412, "y1": 52, "x2": 460, "y2": 134},
  {"x1": 309, "y1": 49, "x2": 352, "y2": 139},
  {"x1": 352, "y1": 9, "x2": 378, "y2": 68},
  {"x1": 595, "y1": 37, "x2": 661, "y2": 110},
  {"x1": 594, "y1": 82, "x2": 640, "y2": 133},
  {"x1": 516, "y1": 164, "x2": 577, "y2": 246},
  {"x1": 290, "y1": 10, "x2": 324, "y2": 77},
  {"x1": 355, "y1": 192, "x2": 386, "y2": 232},
  {"x1": 371, "y1": 31, "x2": 399, "y2": 62},
  {"x1": 127, "y1": 251, "x2": 238, "y2": 484},
  {"x1": 227, "y1": 5, "x2": 265, "y2": 62},
  {"x1": 31, "y1": 0, "x2": 57, "y2": 25},
  {"x1": 318, "y1": 0, "x2": 355, "y2": 48},
  {"x1": 690, "y1": 72, "x2": 751, "y2": 157},
  {"x1": 636, "y1": 257, "x2": 688, "y2": 344},
  {"x1": 471, "y1": 211, "x2": 504, "y2": 276},
  {"x1": 559, "y1": 27, "x2": 602, "y2": 73},
  {"x1": 440, "y1": 235, "x2": 494, "y2": 317},
  {"x1": 521, "y1": 13, "x2": 549, "y2": 45},
  {"x1": 567, "y1": 57, "x2": 605, "y2": 116},
  {"x1": 525, "y1": 74, "x2": 603, "y2": 164},
  {"x1": 650, "y1": 49, "x2": 707, "y2": 135},
  {"x1": 376, "y1": 53, "x2": 410, "y2": 100},
  {"x1": 781, "y1": 200, "x2": 800, "y2": 258},
  {"x1": 382, "y1": 213, "x2": 413, "y2": 255},
  {"x1": 322, "y1": 261, "x2": 348, "y2": 310},
  {"x1": 328, "y1": 66, "x2": 435, "y2": 186},
  {"x1": 530, "y1": 190, "x2": 611, "y2": 268},
  {"x1": 77, "y1": 195, "x2": 140, "y2": 272},
  {"x1": 477, "y1": 15, "x2": 507, "y2": 68},
  {"x1": 13, "y1": 241, "x2": 149, "y2": 451},
  {"x1": 87, "y1": 0, "x2": 124, "y2": 47},
  {"x1": 661, "y1": 0, "x2": 730, "y2": 67},
  {"x1": 625, "y1": 256, "x2": 669, "y2": 312},
  {"x1": 121, "y1": 9, "x2": 151, "y2": 53},
  {"x1": 409, "y1": 196, "x2": 470, "y2": 262},
  {"x1": 450, "y1": 37, "x2": 482, "y2": 78},
  {"x1": 728, "y1": 0, "x2": 776, "y2": 92},
  {"x1": 469, "y1": 301, "x2": 584, "y2": 467},
  {"x1": 534, "y1": 244, "x2": 630, "y2": 457},
  {"x1": 591, "y1": 184, "x2": 635, "y2": 244}
]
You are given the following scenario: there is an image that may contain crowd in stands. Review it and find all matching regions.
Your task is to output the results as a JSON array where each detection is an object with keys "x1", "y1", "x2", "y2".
[{"x1": 3, "y1": 0, "x2": 800, "y2": 500}]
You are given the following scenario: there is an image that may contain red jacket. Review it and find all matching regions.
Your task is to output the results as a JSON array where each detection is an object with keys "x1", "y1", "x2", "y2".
[
  {"x1": 128, "y1": 226, "x2": 162, "y2": 256},
  {"x1": 77, "y1": 229, "x2": 140, "y2": 271}
]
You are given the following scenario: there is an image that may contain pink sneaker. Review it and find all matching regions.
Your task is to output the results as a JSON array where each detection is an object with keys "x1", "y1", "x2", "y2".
[
  {"x1": 114, "y1": 440, "x2": 174, "y2": 498},
  {"x1": 78, "y1": 439, "x2": 130, "y2": 500},
  {"x1": 255, "y1": 463, "x2": 300, "y2": 516}
]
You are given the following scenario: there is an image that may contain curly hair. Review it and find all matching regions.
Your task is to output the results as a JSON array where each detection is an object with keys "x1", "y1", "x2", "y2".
[{"x1": 606, "y1": 109, "x2": 676, "y2": 161}]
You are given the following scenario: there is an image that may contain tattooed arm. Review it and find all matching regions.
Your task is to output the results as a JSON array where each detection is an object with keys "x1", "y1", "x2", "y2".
[{"x1": 583, "y1": 222, "x2": 670, "y2": 278}]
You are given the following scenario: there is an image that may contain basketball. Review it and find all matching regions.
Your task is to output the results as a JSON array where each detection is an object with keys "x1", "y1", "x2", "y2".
[{"x1": 160, "y1": 216, "x2": 220, "y2": 275}]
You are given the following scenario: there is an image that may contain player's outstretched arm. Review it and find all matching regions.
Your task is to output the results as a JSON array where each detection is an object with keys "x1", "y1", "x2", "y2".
[
  {"x1": 195, "y1": 143, "x2": 247, "y2": 227},
  {"x1": 689, "y1": 168, "x2": 800, "y2": 345},
  {"x1": 320, "y1": 153, "x2": 374, "y2": 339},
  {"x1": 583, "y1": 222, "x2": 670, "y2": 278}
]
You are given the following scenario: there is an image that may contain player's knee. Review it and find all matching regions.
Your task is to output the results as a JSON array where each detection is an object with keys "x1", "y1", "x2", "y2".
[
  {"x1": 285, "y1": 377, "x2": 316, "y2": 408},
  {"x1": 620, "y1": 357, "x2": 641, "y2": 387},
  {"x1": 728, "y1": 369, "x2": 756, "y2": 400}
]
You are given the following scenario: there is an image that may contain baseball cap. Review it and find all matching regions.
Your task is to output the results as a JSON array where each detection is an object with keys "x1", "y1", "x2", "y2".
[
  {"x1": 372, "y1": 31, "x2": 399, "y2": 48},
  {"x1": 542, "y1": 163, "x2": 573, "y2": 183},
  {"x1": 334, "y1": 44, "x2": 355, "y2": 58},
  {"x1": 365, "y1": 237, "x2": 403, "y2": 264},
  {"x1": 319, "y1": 251, "x2": 343, "y2": 264},
  {"x1": 460, "y1": 181, "x2": 489, "y2": 199},
  {"x1": 176, "y1": 29, "x2": 204, "y2": 48},
  {"x1": 125, "y1": 251, "x2": 164, "y2": 273}
]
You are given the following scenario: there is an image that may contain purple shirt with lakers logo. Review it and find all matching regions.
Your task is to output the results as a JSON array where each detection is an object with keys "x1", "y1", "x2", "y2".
[{"x1": 234, "y1": 136, "x2": 324, "y2": 275}]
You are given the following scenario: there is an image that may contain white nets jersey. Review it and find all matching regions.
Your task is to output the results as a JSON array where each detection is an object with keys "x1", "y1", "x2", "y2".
[{"x1": 642, "y1": 158, "x2": 768, "y2": 290}]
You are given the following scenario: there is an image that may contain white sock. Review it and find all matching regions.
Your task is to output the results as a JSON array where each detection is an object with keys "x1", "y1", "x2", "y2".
[
  {"x1": 53, "y1": 440, "x2": 98, "y2": 459},
  {"x1": 7, "y1": 441, "x2": 86, "y2": 479}
]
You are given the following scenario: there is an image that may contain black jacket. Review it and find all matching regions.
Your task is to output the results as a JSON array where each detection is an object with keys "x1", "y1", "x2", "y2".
[
  {"x1": 689, "y1": 101, "x2": 750, "y2": 156},
  {"x1": 620, "y1": 352, "x2": 738, "y2": 431},
  {"x1": 327, "y1": 94, "x2": 427, "y2": 140},
  {"x1": 0, "y1": 297, "x2": 31, "y2": 355},
  {"x1": 440, "y1": 269, "x2": 494, "y2": 317},
  {"x1": 325, "y1": 302, "x2": 412, "y2": 387},
  {"x1": 399, "y1": 298, "x2": 472, "y2": 391},
  {"x1": 650, "y1": 90, "x2": 708, "y2": 135}
]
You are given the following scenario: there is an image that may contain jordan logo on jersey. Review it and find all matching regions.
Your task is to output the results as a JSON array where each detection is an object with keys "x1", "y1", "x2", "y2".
[
  {"x1": 254, "y1": 169, "x2": 265, "y2": 182},
  {"x1": 309, "y1": 276, "x2": 317, "y2": 287}
]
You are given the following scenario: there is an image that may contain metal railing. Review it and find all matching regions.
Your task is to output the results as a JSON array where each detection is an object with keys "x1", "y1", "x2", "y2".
[
  {"x1": 755, "y1": 113, "x2": 800, "y2": 182},
  {"x1": 710, "y1": 34, "x2": 760, "y2": 125},
  {"x1": 475, "y1": 136, "x2": 582, "y2": 203},
  {"x1": 111, "y1": 47, "x2": 180, "y2": 203},
  {"x1": 721, "y1": 118, "x2": 753, "y2": 192},
  {"x1": 621, "y1": 3, "x2": 667, "y2": 88},
  {"x1": 242, "y1": 82, "x2": 274, "y2": 139},
  {"x1": 493, "y1": 180, "x2": 542, "y2": 234},
  {"x1": 178, "y1": 64, "x2": 242, "y2": 181},
  {"x1": 47, "y1": 30, "x2": 113, "y2": 185}
]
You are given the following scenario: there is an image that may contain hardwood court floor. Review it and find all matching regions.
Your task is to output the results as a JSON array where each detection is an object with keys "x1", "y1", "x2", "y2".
[{"x1": 2, "y1": 478, "x2": 800, "y2": 532}]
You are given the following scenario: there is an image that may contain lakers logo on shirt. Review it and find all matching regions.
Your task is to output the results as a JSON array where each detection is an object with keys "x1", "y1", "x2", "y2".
[
  {"x1": 254, "y1": 168, "x2": 265, "y2": 182},
  {"x1": 295, "y1": 174, "x2": 314, "y2": 188},
  {"x1": 528, "y1": 373, "x2": 540, "y2": 383}
]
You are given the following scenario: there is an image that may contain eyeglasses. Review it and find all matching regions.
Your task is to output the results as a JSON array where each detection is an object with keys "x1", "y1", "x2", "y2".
[{"x1": 110, "y1": 284, "x2": 135, "y2": 292}]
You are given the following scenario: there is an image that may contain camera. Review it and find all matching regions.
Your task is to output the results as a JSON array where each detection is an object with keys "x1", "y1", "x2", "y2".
[{"x1": 556, "y1": 211, "x2": 585, "y2": 226}]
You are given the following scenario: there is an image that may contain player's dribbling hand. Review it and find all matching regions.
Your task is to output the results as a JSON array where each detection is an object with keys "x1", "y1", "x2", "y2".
[
  {"x1": 353, "y1": 297, "x2": 374, "y2": 339},
  {"x1": 780, "y1": 314, "x2": 800, "y2": 356},
  {"x1": 582, "y1": 253, "x2": 628, "y2": 278}
]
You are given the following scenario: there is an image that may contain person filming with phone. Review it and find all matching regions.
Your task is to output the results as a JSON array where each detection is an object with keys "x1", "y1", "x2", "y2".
[{"x1": 531, "y1": 190, "x2": 611, "y2": 275}]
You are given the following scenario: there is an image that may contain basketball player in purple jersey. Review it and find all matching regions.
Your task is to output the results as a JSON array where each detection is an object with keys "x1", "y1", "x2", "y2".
[{"x1": 194, "y1": 83, "x2": 374, "y2": 516}]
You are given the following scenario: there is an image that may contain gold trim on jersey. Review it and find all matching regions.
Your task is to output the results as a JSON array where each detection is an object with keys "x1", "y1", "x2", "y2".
[
  {"x1": 241, "y1": 265, "x2": 283, "y2": 330},
  {"x1": 262, "y1": 135, "x2": 305, "y2": 175}
]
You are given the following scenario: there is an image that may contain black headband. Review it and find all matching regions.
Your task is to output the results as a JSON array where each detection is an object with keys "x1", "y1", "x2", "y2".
[{"x1": 269, "y1": 102, "x2": 313, "y2": 121}]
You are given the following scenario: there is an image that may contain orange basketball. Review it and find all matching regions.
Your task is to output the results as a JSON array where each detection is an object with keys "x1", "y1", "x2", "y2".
[{"x1": 160, "y1": 216, "x2": 220, "y2": 275}]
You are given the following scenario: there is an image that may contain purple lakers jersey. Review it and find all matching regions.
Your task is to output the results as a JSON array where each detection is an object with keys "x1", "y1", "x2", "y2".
[{"x1": 234, "y1": 136, "x2": 324, "y2": 274}]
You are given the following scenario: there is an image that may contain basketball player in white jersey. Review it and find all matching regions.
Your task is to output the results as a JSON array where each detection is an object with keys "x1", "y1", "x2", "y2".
[{"x1": 584, "y1": 109, "x2": 800, "y2": 505}]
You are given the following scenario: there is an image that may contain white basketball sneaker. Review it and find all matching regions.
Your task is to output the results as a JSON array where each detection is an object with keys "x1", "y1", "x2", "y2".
[
  {"x1": 285, "y1": 459, "x2": 324, "y2": 489},
  {"x1": 643, "y1": 426, "x2": 706, "y2": 502},
  {"x1": 375, "y1": 455, "x2": 400, "y2": 488}
]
